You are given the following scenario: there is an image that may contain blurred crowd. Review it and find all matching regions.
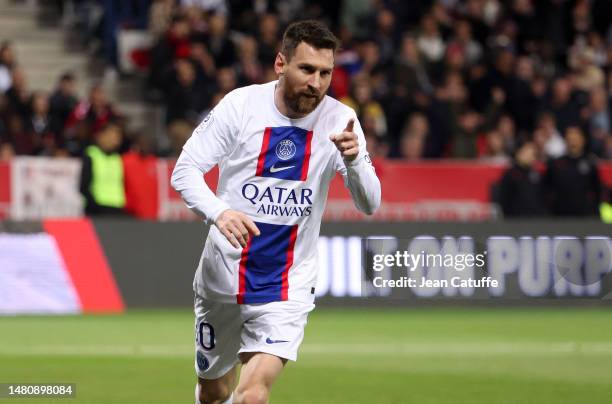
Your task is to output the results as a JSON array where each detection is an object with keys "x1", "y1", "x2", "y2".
[
  {"x1": 141, "y1": 0, "x2": 612, "y2": 164},
  {"x1": 0, "y1": 0, "x2": 611, "y2": 217},
  {"x1": 0, "y1": 57, "x2": 124, "y2": 159},
  {"x1": 1, "y1": 0, "x2": 611, "y2": 163}
]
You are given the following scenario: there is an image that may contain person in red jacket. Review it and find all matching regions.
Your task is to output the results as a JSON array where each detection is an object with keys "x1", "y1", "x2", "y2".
[{"x1": 122, "y1": 134, "x2": 159, "y2": 219}]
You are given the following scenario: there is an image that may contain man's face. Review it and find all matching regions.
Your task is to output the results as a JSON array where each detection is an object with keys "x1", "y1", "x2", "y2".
[
  {"x1": 98, "y1": 126, "x2": 122, "y2": 152},
  {"x1": 276, "y1": 42, "x2": 334, "y2": 116},
  {"x1": 517, "y1": 143, "x2": 536, "y2": 167},
  {"x1": 61, "y1": 79, "x2": 75, "y2": 95},
  {"x1": 566, "y1": 127, "x2": 585, "y2": 156}
]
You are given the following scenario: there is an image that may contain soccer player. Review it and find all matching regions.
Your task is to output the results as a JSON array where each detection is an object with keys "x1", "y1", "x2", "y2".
[{"x1": 171, "y1": 20, "x2": 381, "y2": 404}]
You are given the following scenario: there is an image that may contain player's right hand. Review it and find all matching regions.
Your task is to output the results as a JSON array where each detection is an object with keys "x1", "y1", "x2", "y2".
[{"x1": 215, "y1": 209, "x2": 260, "y2": 249}]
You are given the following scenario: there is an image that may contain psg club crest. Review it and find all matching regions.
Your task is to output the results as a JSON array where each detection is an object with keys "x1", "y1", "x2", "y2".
[
  {"x1": 256, "y1": 126, "x2": 313, "y2": 181},
  {"x1": 276, "y1": 139, "x2": 296, "y2": 161}
]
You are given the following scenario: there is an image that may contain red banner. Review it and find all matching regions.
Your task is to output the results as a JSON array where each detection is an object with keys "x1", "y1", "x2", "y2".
[
  {"x1": 325, "y1": 161, "x2": 507, "y2": 221},
  {"x1": 1, "y1": 158, "x2": 611, "y2": 221},
  {"x1": 154, "y1": 159, "x2": 612, "y2": 221}
]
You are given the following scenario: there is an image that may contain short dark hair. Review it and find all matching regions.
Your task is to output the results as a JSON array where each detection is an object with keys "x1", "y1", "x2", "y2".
[
  {"x1": 281, "y1": 20, "x2": 340, "y2": 61},
  {"x1": 60, "y1": 72, "x2": 75, "y2": 82}
]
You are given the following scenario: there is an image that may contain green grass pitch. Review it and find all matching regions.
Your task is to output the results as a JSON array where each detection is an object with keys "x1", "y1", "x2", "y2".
[{"x1": 1, "y1": 307, "x2": 611, "y2": 403}]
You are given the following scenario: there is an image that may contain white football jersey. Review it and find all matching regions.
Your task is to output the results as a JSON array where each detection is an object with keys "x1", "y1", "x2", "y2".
[{"x1": 172, "y1": 81, "x2": 380, "y2": 304}]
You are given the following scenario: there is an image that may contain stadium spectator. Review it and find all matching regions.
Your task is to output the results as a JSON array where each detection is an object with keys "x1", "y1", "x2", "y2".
[
  {"x1": 149, "y1": 0, "x2": 177, "y2": 39},
  {"x1": 448, "y1": 19, "x2": 482, "y2": 67},
  {"x1": 48, "y1": 73, "x2": 79, "y2": 138},
  {"x1": 257, "y1": 13, "x2": 281, "y2": 66},
  {"x1": 570, "y1": 47, "x2": 605, "y2": 93},
  {"x1": 393, "y1": 34, "x2": 432, "y2": 98},
  {"x1": 236, "y1": 35, "x2": 263, "y2": 85},
  {"x1": 340, "y1": 76, "x2": 387, "y2": 140},
  {"x1": 371, "y1": 8, "x2": 398, "y2": 66},
  {"x1": 585, "y1": 86, "x2": 611, "y2": 157},
  {"x1": 80, "y1": 123, "x2": 126, "y2": 216},
  {"x1": 545, "y1": 126, "x2": 602, "y2": 216},
  {"x1": 214, "y1": 66, "x2": 238, "y2": 97},
  {"x1": 498, "y1": 141, "x2": 547, "y2": 217},
  {"x1": 26, "y1": 91, "x2": 56, "y2": 154},
  {"x1": 148, "y1": 14, "x2": 192, "y2": 95},
  {"x1": 3, "y1": 112, "x2": 31, "y2": 155},
  {"x1": 199, "y1": 13, "x2": 236, "y2": 68},
  {"x1": 184, "y1": 5, "x2": 208, "y2": 39},
  {"x1": 0, "y1": 41, "x2": 15, "y2": 93},
  {"x1": 0, "y1": 141, "x2": 14, "y2": 160},
  {"x1": 400, "y1": 132, "x2": 425, "y2": 161},
  {"x1": 164, "y1": 58, "x2": 208, "y2": 123},
  {"x1": 416, "y1": 13, "x2": 445, "y2": 66},
  {"x1": 164, "y1": 119, "x2": 193, "y2": 157},
  {"x1": 479, "y1": 129, "x2": 511, "y2": 164},
  {"x1": 452, "y1": 109, "x2": 481, "y2": 158},
  {"x1": 364, "y1": 131, "x2": 389, "y2": 162},
  {"x1": 533, "y1": 112, "x2": 566, "y2": 160},
  {"x1": 122, "y1": 134, "x2": 158, "y2": 219},
  {"x1": 495, "y1": 114, "x2": 517, "y2": 156},
  {"x1": 5, "y1": 67, "x2": 30, "y2": 124},
  {"x1": 545, "y1": 77, "x2": 582, "y2": 136},
  {"x1": 189, "y1": 42, "x2": 216, "y2": 83},
  {"x1": 354, "y1": 38, "x2": 383, "y2": 79},
  {"x1": 399, "y1": 112, "x2": 428, "y2": 160},
  {"x1": 64, "y1": 84, "x2": 120, "y2": 156}
]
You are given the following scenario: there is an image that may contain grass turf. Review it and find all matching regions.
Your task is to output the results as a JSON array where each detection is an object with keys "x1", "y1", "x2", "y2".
[{"x1": 0, "y1": 308, "x2": 611, "y2": 403}]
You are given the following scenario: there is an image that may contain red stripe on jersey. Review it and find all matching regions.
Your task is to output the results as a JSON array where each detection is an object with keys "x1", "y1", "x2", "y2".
[
  {"x1": 300, "y1": 130, "x2": 313, "y2": 181},
  {"x1": 256, "y1": 127, "x2": 272, "y2": 176},
  {"x1": 237, "y1": 240, "x2": 251, "y2": 304},
  {"x1": 281, "y1": 225, "x2": 299, "y2": 301}
]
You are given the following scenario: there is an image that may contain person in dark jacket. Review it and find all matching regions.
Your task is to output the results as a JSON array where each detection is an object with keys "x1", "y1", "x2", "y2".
[
  {"x1": 499, "y1": 141, "x2": 547, "y2": 217},
  {"x1": 48, "y1": 72, "x2": 79, "y2": 137},
  {"x1": 545, "y1": 126, "x2": 602, "y2": 216}
]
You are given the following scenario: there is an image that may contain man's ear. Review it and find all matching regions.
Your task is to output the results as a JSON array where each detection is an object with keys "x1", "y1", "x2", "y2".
[{"x1": 274, "y1": 52, "x2": 287, "y2": 75}]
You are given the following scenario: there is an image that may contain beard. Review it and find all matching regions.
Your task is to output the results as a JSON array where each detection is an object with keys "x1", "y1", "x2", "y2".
[{"x1": 282, "y1": 81, "x2": 324, "y2": 116}]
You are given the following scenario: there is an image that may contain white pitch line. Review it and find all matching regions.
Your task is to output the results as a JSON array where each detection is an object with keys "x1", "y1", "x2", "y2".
[{"x1": 0, "y1": 342, "x2": 612, "y2": 357}]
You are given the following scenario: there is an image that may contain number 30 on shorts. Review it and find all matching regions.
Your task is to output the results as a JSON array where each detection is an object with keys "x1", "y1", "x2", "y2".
[{"x1": 196, "y1": 321, "x2": 215, "y2": 350}]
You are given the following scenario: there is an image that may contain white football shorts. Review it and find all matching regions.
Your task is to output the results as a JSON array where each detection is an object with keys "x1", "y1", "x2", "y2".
[{"x1": 194, "y1": 293, "x2": 315, "y2": 380}]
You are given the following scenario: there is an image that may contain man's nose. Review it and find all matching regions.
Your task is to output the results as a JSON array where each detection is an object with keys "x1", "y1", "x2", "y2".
[{"x1": 308, "y1": 72, "x2": 321, "y2": 89}]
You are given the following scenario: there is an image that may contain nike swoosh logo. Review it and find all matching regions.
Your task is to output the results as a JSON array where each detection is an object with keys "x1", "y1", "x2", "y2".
[
  {"x1": 266, "y1": 337, "x2": 289, "y2": 344},
  {"x1": 269, "y1": 164, "x2": 295, "y2": 173}
]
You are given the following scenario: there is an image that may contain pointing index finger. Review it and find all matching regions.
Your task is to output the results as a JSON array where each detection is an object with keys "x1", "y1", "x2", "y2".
[{"x1": 344, "y1": 118, "x2": 355, "y2": 133}]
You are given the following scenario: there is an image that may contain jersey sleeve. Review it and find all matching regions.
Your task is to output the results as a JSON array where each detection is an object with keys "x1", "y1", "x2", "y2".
[
  {"x1": 181, "y1": 91, "x2": 241, "y2": 171},
  {"x1": 171, "y1": 91, "x2": 242, "y2": 224},
  {"x1": 332, "y1": 113, "x2": 381, "y2": 215}
]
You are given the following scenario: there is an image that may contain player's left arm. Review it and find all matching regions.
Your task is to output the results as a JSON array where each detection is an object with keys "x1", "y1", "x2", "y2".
[{"x1": 330, "y1": 117, "x2": 381, "y2": 215}]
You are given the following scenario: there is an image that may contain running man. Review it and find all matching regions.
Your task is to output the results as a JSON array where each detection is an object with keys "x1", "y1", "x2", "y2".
[{"x1": 171, "y1": 20, "x2": 381, "y2": 404}]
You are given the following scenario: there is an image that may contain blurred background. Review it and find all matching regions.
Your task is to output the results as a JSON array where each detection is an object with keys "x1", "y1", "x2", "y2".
[
  {"x1": 0, "y1": 1, "x2": 611, "y2": 403},
  {"x1": 0, "y1": 0, "x2": 611, "y2": 222}
]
